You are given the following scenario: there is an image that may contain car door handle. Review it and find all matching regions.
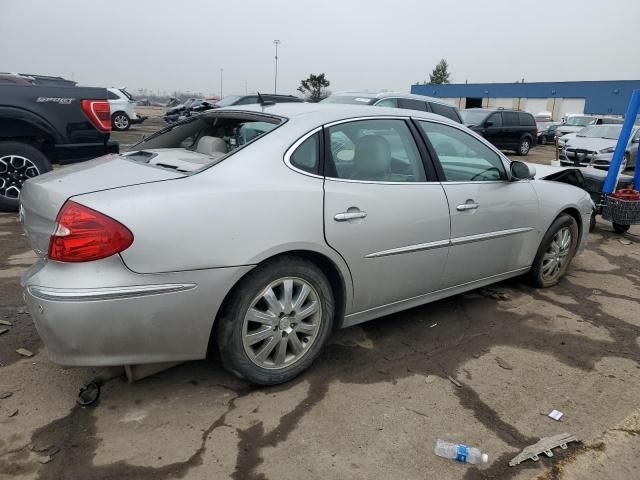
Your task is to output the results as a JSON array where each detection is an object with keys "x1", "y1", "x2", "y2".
[
  {"x1": 334, "y1": 211, "x2": 367, "y2": 221},
  {"x1": 456, "y1": 202, "x2": 479, "y2": 211}
]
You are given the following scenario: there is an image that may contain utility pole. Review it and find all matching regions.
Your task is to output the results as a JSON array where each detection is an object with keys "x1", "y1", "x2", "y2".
[
  {"x1": 220, "y1": 68, "x2": 224, "y2": 98},
  {"x1": 273, "y1": 39, "x2": 280, "y2": 94}
]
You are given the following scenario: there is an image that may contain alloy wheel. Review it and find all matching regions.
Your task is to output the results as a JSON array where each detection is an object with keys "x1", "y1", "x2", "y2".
[
  {"x1": 0, "y1": 155, "x2": 40, "y2": 199},
  {"x1": 541, "y1": 226, "x2": 572, "y2": 281},
  {"x1": 242, "y1": 277, "x2": 322, "y2": 370},
  {"x1": 520, "y1": 140, "x2": 530, "y2": 155},
  {"x1": 114, "y1": 114, "x2": 129, "y2": 130}
]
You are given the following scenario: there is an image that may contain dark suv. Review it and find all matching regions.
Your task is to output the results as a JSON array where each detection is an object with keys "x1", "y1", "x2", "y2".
[{"x1": 461, "y1": 108, "x2": 537, "y2": 155}]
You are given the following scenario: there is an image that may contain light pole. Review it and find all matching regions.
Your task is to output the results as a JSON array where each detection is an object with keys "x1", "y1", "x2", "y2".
[
  {"x1": 273, "y1": 40, "x2": 280, "y2": 94},
  {"x1": 220, "y1": 68, "x2": 223, "y2": 98}
]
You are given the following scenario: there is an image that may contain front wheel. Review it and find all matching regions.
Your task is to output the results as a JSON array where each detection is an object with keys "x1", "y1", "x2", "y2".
[
  {"x1": 111, "y1": 112, "x2": 130, "y2": 131},
  {"x1": 216, "y1": 256, "x2": 334, "y2": 385},
  {"x1": 0, "y1": 141, "x2": 52, "y2": 212},
  {"x1": 528, "y1": 214, "x2": 579, "y2": 288},
  {"x1": 517, "y1": 138, "x2": 531, "y2": 156}
]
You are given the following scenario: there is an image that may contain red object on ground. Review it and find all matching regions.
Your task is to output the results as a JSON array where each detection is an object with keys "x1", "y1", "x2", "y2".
[{"x1": 612, "y1": 188, "x2": 640, "y2": 201}]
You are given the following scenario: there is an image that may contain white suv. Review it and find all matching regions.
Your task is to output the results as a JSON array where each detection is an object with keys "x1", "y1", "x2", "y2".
[{"x1": 107, "y1": 88, "x2": 147, "y2": 131}]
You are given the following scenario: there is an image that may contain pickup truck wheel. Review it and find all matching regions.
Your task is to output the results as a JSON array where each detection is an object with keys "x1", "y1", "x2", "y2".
[
  {"x1": 517, "y1": 138, "x2": 531, "y2": 156},
  {"x1": 0, "y1": 142, "x2": 52, "y2": 212},
  {"x1": 112, "y1": 112, "x2": 130, "y2": 131}
]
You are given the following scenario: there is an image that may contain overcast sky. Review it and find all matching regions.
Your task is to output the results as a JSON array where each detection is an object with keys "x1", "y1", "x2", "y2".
[{"x1": 1, "y1": 0, "x2": 639, "y2": 97}]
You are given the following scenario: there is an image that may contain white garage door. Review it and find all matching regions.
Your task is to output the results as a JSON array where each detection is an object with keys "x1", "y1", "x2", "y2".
[
  {"x1": 559, "y1": 98, "x2": 586, "y2": 119},
  {"x1": 493, "y1": 98, "x2": 513, "y2": 109},
  {"x1": 525, "y1": 99, "x2": 549, "y2": 116}
]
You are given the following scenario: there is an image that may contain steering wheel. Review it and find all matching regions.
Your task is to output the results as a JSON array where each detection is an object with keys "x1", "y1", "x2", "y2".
[{"x1": 470, "y1": 167, "x2": 502, "y2": 181}]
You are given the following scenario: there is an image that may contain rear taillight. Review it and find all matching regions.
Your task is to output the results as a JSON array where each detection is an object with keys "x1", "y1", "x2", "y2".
[
  {"x1": 48, "y1": 201, "x2": 133, "y2": 262},
  {"x1": 81, "y1": 99, "x2": 111, "y2": 132}
]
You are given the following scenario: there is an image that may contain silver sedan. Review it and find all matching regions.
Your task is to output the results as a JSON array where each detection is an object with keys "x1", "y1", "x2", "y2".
[{"x1": 20, "y1": 104, "x2": 593, "y2": 385}]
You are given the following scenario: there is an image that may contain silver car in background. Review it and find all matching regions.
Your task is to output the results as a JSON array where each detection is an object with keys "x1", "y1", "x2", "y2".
[
  {"x1": 19, "y1": 104, "x2": 592, "y2": 385},
  {"x1": 560, "y1": 124, "x2": 640, "y2": 171}
]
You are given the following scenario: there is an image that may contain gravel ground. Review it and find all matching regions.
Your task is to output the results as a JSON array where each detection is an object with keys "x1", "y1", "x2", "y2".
[{"x1": 1, "y1": 111, "x2": 639, "y2": 480}]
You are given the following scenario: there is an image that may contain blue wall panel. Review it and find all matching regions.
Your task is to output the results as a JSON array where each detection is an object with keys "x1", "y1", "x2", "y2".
[{"x1": 410, "y1": 80, "x2": 640, "y2": 114}]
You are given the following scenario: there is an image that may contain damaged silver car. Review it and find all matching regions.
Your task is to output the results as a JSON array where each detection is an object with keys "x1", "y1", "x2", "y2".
[{"x1": 20, "y1": 103, "x2": 593, "y2": 385}]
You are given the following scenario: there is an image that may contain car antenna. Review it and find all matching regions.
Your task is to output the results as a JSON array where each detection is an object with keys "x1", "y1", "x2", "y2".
[{"x1": 257, "y1": 92, "x2": 275, "y2": 107}]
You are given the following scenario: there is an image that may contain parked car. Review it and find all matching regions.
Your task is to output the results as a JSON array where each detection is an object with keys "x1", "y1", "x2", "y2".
[
  {"x1": 0, "y1": 84, "x2": 118, "y2": 212},
  {"x1": 107, "y1": 88, "x2": 147, "y2": 131},
  {"x1": 20, "y1": 103, "x2": 592, "y2": 385},
  {"x1": 559, "y1": 124, "x2": 640, "y2": 171},
  {"x1": 461, "y1": 108, "x2": 538, "y2": 155},
  {"x1": 322, "y1": 92, "x2": 463, "y2": 123},
  {"x1": 214, "y1": 94, "x2": 304, "y2": 107},
  {"x1": 538, "y1": 122, "x2": 561, "y2": 145},
  {"x1": 555, "y1": 115, "x2": 623, "y2": 138},
  {"x1": 163, "y1": 98, "x2": 212, "y2": 124}
]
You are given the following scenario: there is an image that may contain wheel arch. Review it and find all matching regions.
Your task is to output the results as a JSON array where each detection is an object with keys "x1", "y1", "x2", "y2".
[{"x1": 207, "y1": 249, "x2": 352, "y2": 356}]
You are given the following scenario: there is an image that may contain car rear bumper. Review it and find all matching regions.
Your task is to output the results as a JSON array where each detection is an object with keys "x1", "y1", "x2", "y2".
[{"x1": 21, "y1": 255, "x2": 253, "y2": 367}]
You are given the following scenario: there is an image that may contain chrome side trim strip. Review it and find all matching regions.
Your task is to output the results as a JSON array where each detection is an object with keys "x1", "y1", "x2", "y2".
[
  {"x1": 450, "y1": 227, "x2": 533, "y2": 246},
  {"x1": 366, "y1": 227, "x2": 533, "y2": 258},
  {"x1": 28, "y1": 283, "x2": 197, "y2": 302},
  {"x1": 365, "y1": 239, "x2": 450, "y2": 258}
]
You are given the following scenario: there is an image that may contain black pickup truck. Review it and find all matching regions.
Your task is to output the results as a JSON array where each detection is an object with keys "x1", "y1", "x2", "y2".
[{"x1": 0, "y1": 85, "x2": 118, "y2": 212}]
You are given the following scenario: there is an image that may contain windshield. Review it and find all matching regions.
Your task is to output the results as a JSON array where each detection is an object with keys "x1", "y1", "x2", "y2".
[
  {"x1": 321, "y1": 95, "x2": 376, "y2": 105},
  {"x1": 131, "y1": 112, "x2": 282, "y2": 171},
  {"x1": 576, "y1": 125, "x2": 622, "y2": 139},
  {"x1": 214, "y1": 95, "x2": 243, "y2": 107},
  {"x1": 565, "y1": 116, "x2": 596, "y2": 126},
  {"x1": 460, "y1": 110, "x2": 489, "y2": 125}
]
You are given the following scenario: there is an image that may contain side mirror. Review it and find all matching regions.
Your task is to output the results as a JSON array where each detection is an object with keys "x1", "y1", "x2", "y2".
[
  {"x1": 484, "y1": 121, "x2": 494, "y2": 127},
  {"x1": 510, "y1": 160, "x2": 535, "y2": 180}
]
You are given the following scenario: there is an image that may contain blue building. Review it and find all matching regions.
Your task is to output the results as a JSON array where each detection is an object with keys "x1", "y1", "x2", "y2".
[{"x1": 410, "y1": 80, "x2": 640, "y2": 120}]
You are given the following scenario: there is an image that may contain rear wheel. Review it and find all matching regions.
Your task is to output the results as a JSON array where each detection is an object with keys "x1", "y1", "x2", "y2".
[
  {"x1": 528, "y1": 214, "x2": 579, "y2": 287},
  {"x1": 216, "y1": 256, "x2": 334, "y2": 385},
  {"x1": 0, "y1": 141, "x2": 52, "y2": 212},
  {"x1": 111, "y1": 112, "x2": 130, "y2": 131},
  {"x1": 517, "y1": 137, "x2": 531, "y2": 156},
  {"x1": 539, "y1": 135, "x2": 547, "y2": 146}
]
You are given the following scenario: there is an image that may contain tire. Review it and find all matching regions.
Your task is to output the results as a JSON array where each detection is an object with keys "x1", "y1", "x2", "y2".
[
  {"x1": 539, "y1": 135, "x2": 547, "y2": 146},
  {"x1": 216, "y1": 256, "x2": 335, "y2": 385},
  {"x1": 589, "y1": 212, "x2": 596, "y2": 233},
  {"x1": 613, "y1": 223, "x2": 630, "y2": 234},
  {"x1": 0, "y1": 141, "x2": 52, "y2": 212},
  {"x1": 528, "y1": 214, "x2": 579, "y2": 288},
  {"x1": 620, "y1": 153, "x2": 629, "y2": 172},
  {"x1": 111, "y1": 112, "x2": 130, "y2": 131},
  {"x1": 517, "y1": 137, "x2": 531, "y2": 156}
]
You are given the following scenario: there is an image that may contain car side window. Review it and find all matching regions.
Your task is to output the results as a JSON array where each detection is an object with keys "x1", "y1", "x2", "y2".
[
  {"x1": 397, "y1": 98, "x2": 427, "y2": 111},
  {"x1": 235, "y1": 96, "x2": 258, "y2": 105},
  {"x1": 326, "y1": 119, "x2": 426, "y2": 182},
  {"x1": 502, "y1": 111, "x2": 519, "y2": 127},
  {"x1": 418, "y1": 121, "x2": 507, "y2": 182},
  {"x1": 108, "y1": 91, "x2": 120, "y2": 100},
  {"x1": 374, "y1": 98, "x2": 398, "y2": 108},
  {"x1": 519, "y1": 113, "x2": 536, "y2": 126},
  {"x1": 487, "y1": 113, "x2": 502, "y2": 127},
  {"x1": 429, "y1": 102, "x2": 461, "y2": 123},
  {"x1": 289, "y1": 132, "x2": 320, "y2": 175}
]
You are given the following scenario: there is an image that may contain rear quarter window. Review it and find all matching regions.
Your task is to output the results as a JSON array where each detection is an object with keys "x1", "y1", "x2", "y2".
[
  {"x1": 429, "y1": 102, "x2": 462, "y2": 123},
  {"x1": 519, "y1": 113, "x2": 536, "y2": 126}
]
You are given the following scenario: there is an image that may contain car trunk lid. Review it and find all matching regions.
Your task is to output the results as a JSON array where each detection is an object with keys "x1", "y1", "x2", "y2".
[{"x1": 20, "y1": 154, "x2": 185, "y2": 257}]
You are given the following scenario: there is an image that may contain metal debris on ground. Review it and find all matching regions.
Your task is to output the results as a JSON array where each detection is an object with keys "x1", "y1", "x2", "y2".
[
  {"x1": 0, "y1": 392, "x2": 12, "y2": 399},
  {"x1": 0, "y1": 328, "x2": 8, "y2": 336},
  {"x1": 16, "y1": 348, "x2": 34, "y2": 357},
  {"x1": 619, "y1": 238, "x2": 632, "y2": 245},
  {"x1": 77, "y1": 380, "x2": 101, "y2": 406},
  {"x1": 8, "y1": 409, "x2": 18, "y2": 417},
  {"x1": 509, "y1": 433, "x2": 579, "y2": 466},
  {"x1": 448, "y1": 376, "x2": 462, "y2": 388},
  {"x1": 0, "y1": 319, "x2": 12, "y2": 326},
  {"x1": 548, "y1": 409, "x2": 564, "y2": 421},
  {"x1": 429, "y1": 323, "x2": 438, "y2": 328},
  {"x1": 495, "y1": 356, "x2": 513, "y2": 370}
]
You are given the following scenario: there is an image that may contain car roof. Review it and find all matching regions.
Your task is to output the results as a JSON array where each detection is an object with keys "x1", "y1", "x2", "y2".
[
  {"x1": 213, "y1": 102, "x2": 462, "y2": 129},
  {"x1": 330, "y1": 91, "x2": 455, "y2": 106}
]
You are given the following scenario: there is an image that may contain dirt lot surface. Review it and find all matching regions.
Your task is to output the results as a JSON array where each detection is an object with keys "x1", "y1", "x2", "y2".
[{"x1": 1, "y1": 114, "x2": 640, "y2": 479}]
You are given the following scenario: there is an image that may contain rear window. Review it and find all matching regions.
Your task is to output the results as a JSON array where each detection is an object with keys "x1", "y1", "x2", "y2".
[
  {"x1": 429, "y1": 102, "x2": 461, "y2": 123},
  {"x1": 130, "y1": 112, "x2": 282, "y2": 171}
]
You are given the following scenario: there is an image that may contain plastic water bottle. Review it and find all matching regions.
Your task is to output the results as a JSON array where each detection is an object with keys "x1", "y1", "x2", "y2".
[{"x1": 434, "y1": 439, "x2": 489, "y2": 464}]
